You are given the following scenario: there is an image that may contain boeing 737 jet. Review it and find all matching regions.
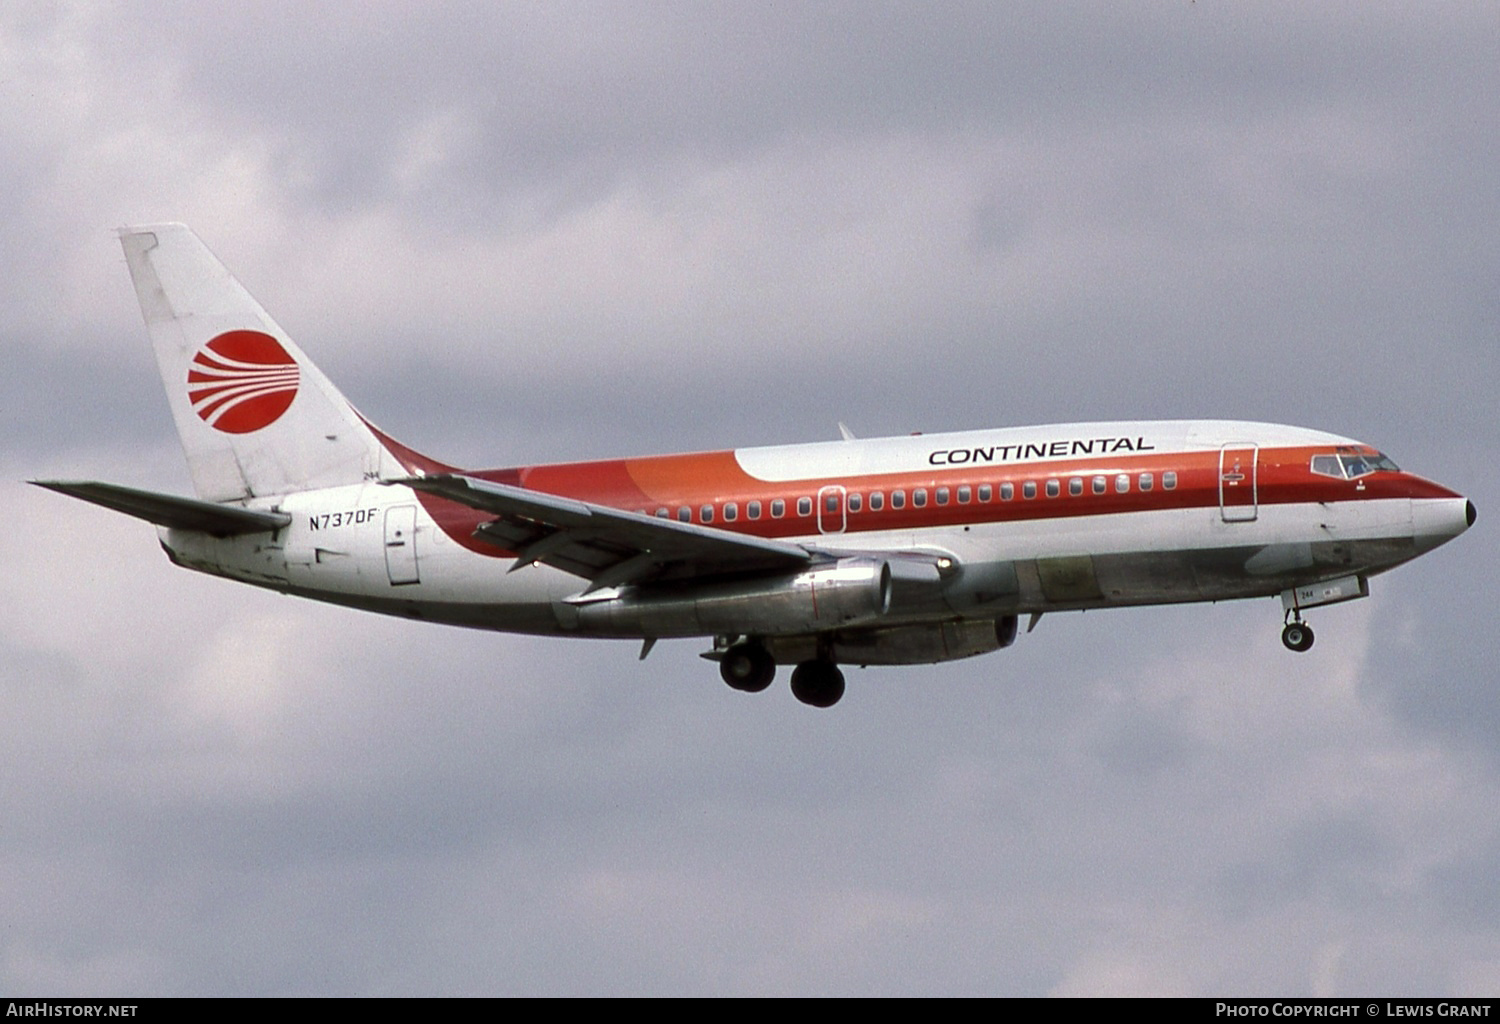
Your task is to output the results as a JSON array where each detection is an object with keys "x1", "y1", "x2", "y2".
[{"x1": 34, "y1": 225, "x2": 1475, "y2": 707}]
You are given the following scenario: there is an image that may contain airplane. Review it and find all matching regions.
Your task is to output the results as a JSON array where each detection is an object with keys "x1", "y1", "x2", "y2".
[{"x1": 33, "y1": 224, "x2": 1476, "y2": 708}]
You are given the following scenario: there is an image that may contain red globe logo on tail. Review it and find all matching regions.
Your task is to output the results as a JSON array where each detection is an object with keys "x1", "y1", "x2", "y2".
[{"x1": 188, "y1": 330, "x2": 300, "y2": 434}]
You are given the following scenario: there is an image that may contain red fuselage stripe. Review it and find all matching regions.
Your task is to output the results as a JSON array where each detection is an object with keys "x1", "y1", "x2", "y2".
[{"x1": 374, "y1": 438, "x2": 1459, "y2": 558}]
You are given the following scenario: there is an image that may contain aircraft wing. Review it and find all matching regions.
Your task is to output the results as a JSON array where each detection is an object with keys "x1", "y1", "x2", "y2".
[
  {"x1": 397, "y1": 474, "x2": 815, "y2": 588},
  {"x1": 31, "y1": 480, "x2": 292, "y2": 536}
]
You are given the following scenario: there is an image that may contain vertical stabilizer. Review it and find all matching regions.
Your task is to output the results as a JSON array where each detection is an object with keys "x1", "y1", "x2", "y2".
[{"x1": 120, "y1": 224, "x2": 402, "y2": 501}]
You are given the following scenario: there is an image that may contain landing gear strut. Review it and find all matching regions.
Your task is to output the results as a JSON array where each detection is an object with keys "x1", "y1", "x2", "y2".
[
  {"x1": 719, "y1": 641, "x2": 776, "y2": 692},
  {"x1": 790, "y1": 660, "x2": 845, "y2": 707},
  {"x1": 1281, "y1": 617, "x2": 1315, "y2": 653}
]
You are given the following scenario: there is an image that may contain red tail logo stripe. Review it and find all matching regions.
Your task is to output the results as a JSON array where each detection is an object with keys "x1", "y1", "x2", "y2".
[{"x1": 188, "y1": 330, "x2": 300, "y2": 434}]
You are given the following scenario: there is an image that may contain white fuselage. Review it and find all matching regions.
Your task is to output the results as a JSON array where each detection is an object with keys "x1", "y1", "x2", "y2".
[{"x1": 155, "y1": 418, "x2": 1473, "y2": 654}]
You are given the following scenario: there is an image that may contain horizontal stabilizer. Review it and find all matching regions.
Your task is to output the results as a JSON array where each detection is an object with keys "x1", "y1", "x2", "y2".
[{"x1": 31, "y1": 480, "x2": 291, "y2": 536}]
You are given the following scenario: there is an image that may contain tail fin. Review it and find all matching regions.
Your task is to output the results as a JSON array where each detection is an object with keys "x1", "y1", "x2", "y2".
[{"x1": 120, "y1": 224, "x2": 408, "y2": 501}]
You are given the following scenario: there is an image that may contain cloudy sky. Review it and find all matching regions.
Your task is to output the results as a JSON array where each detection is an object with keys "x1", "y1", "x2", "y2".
[{"x1": 3, "y1": 0, "x2": 1497, "y2": 996}]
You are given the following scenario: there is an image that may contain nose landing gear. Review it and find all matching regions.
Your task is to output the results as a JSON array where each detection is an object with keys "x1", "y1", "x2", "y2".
[
  {"x1": 1278, "y1": 575, "x2": 1368, "y2": 653},
  {"x1": 1281, "y1": 615, "x2": 1315, "y2": 652}
]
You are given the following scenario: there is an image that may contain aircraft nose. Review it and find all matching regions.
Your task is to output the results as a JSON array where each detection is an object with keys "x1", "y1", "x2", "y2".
[{"x1": 1412, "y1": 496, "x2": 1474, "y2": 553}]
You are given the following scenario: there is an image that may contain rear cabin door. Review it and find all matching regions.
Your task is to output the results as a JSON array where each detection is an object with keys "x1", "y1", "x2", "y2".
[
  {"x1": 384, "y1": 505, "x2": 420, "y2": 585},
  {"x1": 1219, "y1": 444, "x2": 1259, "y2": 523}
]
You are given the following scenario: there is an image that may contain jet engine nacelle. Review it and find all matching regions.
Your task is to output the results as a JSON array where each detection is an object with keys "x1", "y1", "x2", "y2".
[
  {"x1": 881, "y1": 551, "x2": 1020, "y2": 617},
  {"x1": 574, "y1": 557, "x2": 894, "y2": 638}
]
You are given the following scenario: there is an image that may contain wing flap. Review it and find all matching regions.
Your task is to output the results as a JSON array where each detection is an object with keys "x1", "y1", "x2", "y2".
[
  {"x1": 397, "y1": 474, "x2": 812, "y2": 586},
  {"x1": 32, "y1": 480, "x2": 291, "y2": 535}
]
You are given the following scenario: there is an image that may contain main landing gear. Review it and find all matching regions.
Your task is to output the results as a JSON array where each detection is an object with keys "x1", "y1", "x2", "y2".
[
  {"x1": 789, "y1": 660, "x2": 846, "y2": 708},
  {"x1": 719, "y1": 641, "x2": 776, "y2": 692},
  {"x1": 1281, "y1": 616, "x2": 1315, "y2": 653},
  {"x1": 717, "y1": 640, "x2": 847, "y2": 707}
]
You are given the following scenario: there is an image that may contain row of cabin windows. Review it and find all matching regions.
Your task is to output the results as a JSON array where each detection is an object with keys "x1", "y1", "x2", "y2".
[{"x1": 646, "y1": 471, "x2": 1178, "y2": 525}]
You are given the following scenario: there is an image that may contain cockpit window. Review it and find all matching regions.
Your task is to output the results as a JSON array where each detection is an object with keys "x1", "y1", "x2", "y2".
[
  {"x1": 1311, "y1": 452, "x2": 1400, "y2": 479},
  {"x1": 1348, "y1": 453, "x2": 1399, "y2": 476},
  {"x1": 1311, "y1": 455, "x2": 1342, "y2": 478}
]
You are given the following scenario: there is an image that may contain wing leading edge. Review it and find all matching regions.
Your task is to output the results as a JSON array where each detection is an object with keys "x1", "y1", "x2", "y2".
[{"x1": 397, "y1": 474, "x2": 815, "y2": 589}]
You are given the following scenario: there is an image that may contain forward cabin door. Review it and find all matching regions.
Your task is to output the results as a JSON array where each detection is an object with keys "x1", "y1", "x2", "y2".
[
  {"x1": 384, "y1": 504, "x2": 420, "y2": 585},
  {"x1": 1219, "y1": 444, "x2": 1259, "y2": 523}
]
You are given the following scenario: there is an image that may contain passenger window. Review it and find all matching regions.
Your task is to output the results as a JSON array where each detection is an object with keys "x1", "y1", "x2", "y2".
[
  {"x1": 797, "y1": 497, "x2": 812, "y2": 517},
  {"x1": 747, "y1": 500, "x2": 762, "y2": 520},
  {"x1": 957, "y1": 485, "x2": 970, "y2": 503},
  {"x1": 677, "y1": 507, "x2": 691, "y2": 523},
  {"x1": 1093, "y1": 475, "x2": 1107, "y2": 495},
  {"x1": 913, "y1": 489, "x2": 928, "y2": 507},
  {"x1": 1139, "y1": 473, "x2": 1153, "y2": 492},
  {"x1": 655, "y1": 507, "x2": 669, "y2": 519},
  {"x1": 1022, "y1": 481, "x2": 1037, "y2": 499},
  {"x1": 724, "y1": 502, "x2": 737, "y2": 521},
  {"x1": 892, "y1": 490, "x2": 906, "y2": 509},
  {"x1": 935, "y1": 487, "x2": 949, "y2": 505},
  {"x1": 1069, "y1": 477, "x2": 1083, "y2": 496},
  {"x1": 700, "y1": 505, "x2": 714, "y2": 523},
  {"x1": 1163, "y1": 471, "x2": 1177, "y2": 490},
  {"x1": 1001, "y1": 483, "x2": 1014, "y2": 501},
  {"x1": 848, "y1": 493, "x2": 862, "y2": 512},
  {"x1": 771, "y1": 499, "x2": 785, "y2": 518},
  {"x1": 1115, "y1": 474, "x2": 1129, "y2": 494},
  {"x1": 978, "y1": 484, "x2": 991, "y2": 502},
  {"x1": 1045, "y1": 479, "x2": 1060, "y2": 498},
  {"x1": 870, "y1": 491, "x2": 884, "y2": 511}
]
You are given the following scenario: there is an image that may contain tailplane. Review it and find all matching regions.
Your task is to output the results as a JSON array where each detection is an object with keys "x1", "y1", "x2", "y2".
[{"x1": 119, "y1": 224, "x2": 407, "y2": 501}]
